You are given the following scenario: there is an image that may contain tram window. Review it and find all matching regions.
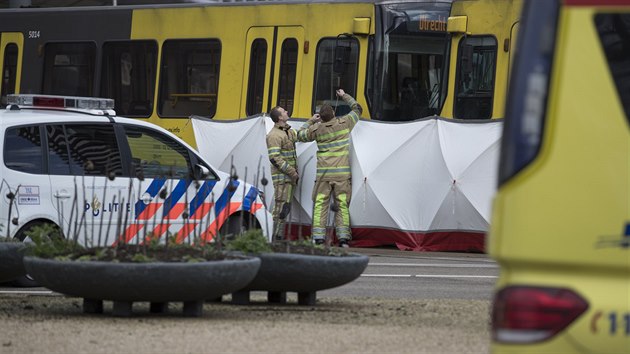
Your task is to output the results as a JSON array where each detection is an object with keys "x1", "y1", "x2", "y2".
[
  {"x1": 313, "y1": 38, "x2": 359, "y2": 116},
  {"x1": 101, "y1": 41, "x2": 157, "y2": 117},
  {"x1": 277, "y1": 38, "x2": 297, "y2": 116},
  {"x1": 42, "y1": 42, "x2": 96, "y2": 97},
  {"x1": 595, "y1": 14, "x2": 630, "y2": 123},
  {"x1": 1, "y1": 43, "x2": 18, "y2": 108},
  {"x1": 454, "y1": 36, "x2": 497, "y2": 119},
  {"x1": 382, "y1": 42, "x2": 445, "y2": 121},
  {"x1": 158, "y1": 39, "x2": 221, "y2": 118},
  {"x1": 246, "y1": 39, "x2": 267, "y2": 116}
]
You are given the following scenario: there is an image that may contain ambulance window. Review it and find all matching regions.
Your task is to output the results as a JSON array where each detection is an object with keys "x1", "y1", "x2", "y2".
[
  {"x1": 1, "y1": 43, "x2": 18, "y2": 108},
  {"x1": 4, "y1": 125, "x2": 43, "y2": 174},
  {"x1": 454, "y1": 36, "x2": 497, "y2": 119},
  {"x1": 246, "y1": 39, "x2": 268, "y2": 116},
  {"x1": 595, "y1": 14, "x2": 630, "y2": 122},
  {"x1": 101, "y1": 40, "x2": 158, "y2": 117},
  {"x1": 277, "y1": 38, "x2": 298, "y2": 116},
  {"x1": 313, "y1": 37, "x2": 359, "y2": 116},
  {"x1": 42, "y1": 42, "x2": 96, "y2": 97},
  {"x1": 158, "y1": 39, "x2": 221, "y2": 118},
  {"x1": 46, "y1": 124, "x2": 123, "y2": 176},
  {"x1": 122, "y1": 126, "x2": 192, "y2": 179}
]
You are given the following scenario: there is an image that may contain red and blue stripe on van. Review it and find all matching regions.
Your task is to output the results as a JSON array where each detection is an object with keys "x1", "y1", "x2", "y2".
[{"x1": 118, "y1": 178, "x2": 262, "y2": 244}]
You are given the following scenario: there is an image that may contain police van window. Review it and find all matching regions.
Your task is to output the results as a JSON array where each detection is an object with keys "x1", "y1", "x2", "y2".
[
  {"x1": 42, "y1": 42, "x2": 96, "y2": 97},
  {"x1": 46, "y1": 125, "x2": 71, "y2": 175},
  {"x1": 313, "y1": 37, "x2": 359, "y2": 116},
  {"x1": 46, "y1": 124, "x2": 122, "y2": 177},
  {"x1": 246, "y1": 39, "x2": 268, "y2": 116},
  {"x1": 122, "y1": 125, "x2": 192, "y2": 179},
  {"x1": 4, "y1": 125, "x2": 43, "y2": 174},
  {"x1": 277, "y1": 38, "x2": 298, "y2": 116},
  {"x1": 1, "y1": 43, "x2": 18, "y2": 108},
  {"x1": 454, "y1": 36, "x2": 497, "y2": 119},
  {"x1": 101, "y1": 40, "x2": 157, "y2": 117},
  {"x1": 595, "y1": 14, "x2": 630, "y2": 122},
  {"x1": 158, "y1": 39, "x2": 221, "y2": 118}
]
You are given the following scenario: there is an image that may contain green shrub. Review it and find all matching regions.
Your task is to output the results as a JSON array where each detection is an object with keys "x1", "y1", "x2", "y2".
[
  {"x1": 131, "y1": 253, "x2": 155, "y2": 263},
  {"x1": 225, "y1": 229, "x2": 272, "y2": 254},
  {"x1": 25, "y1": 223, "x2": 84, "y2": 259}
]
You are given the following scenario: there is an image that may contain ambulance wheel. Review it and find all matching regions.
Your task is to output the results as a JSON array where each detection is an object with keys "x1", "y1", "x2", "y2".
[{"x1": 9, "y1": 221, "x2": 62, "y2": 288}]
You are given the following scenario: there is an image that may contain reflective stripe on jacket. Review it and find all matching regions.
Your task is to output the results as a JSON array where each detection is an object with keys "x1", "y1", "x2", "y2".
[
  {"x1": 267, "y1": 122, "x2": 298, "y2": 183},
  {"x1": 297, "y1": 94, "x2": 360, "y2": 181}
]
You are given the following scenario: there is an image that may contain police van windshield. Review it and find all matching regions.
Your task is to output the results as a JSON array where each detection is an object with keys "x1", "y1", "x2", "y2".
[{"x1": 368, "y1": 1, "x2": 451, "y2": 121}]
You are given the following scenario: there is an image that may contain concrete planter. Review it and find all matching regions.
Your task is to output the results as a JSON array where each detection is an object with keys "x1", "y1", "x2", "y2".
[
  {"x1": 0, "y1": 242, "x2": 26, "y2": 283},
  {"x1": 23, "y1": 255, "x2": 261, "y2": 317},
  {"x1": 232, "y1": 252, "x2": 369, "y2": 306}
]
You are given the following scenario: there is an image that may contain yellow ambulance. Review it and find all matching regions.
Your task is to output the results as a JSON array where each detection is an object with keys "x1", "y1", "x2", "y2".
[{"x1": 489, "y1": 0, "x2": 630, "y2": 353}]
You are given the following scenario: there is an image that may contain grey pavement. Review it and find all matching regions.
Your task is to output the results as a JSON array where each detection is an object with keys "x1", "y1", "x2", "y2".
[{"x1": 0, "y1": 247, "x2": 493, "y2": 353}]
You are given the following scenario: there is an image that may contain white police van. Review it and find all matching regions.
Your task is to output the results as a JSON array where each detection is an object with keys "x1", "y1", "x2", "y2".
[{"x1": 0, "y1": 94, "x2": 272, "y2": 276}]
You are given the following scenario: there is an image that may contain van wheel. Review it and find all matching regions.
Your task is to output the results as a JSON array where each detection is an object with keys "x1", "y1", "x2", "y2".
[
  {"x1": 219, "y1": 214, "x2": 254, "y2": 242},
  {"x1": 10, "y1": 221, "x2": 62, "y2": 288}
]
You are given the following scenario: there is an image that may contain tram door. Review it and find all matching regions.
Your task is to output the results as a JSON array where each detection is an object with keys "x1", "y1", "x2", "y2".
[
  {"x1": 0, "y1": 32, "x2": 23, "y2": 107},
  {"x1": 241, "y1": 26, "x2": 304, "y2": 118}
]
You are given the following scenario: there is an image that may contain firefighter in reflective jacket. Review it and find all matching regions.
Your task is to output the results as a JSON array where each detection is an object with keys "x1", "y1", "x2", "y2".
[
  {"x1": 267, "y1": 106, "x2": 299, "y2": 240},
  {"x1": 297, "y1": 89, "x2": 361, "y2": 247}
]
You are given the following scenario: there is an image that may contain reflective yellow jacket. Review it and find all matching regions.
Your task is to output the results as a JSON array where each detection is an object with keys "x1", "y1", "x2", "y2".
[
  {"x1": 266, "y1": 122, "x2": 298, "y2": 184},
  {"x1": 297, "y1": 94, "x2": 360, "y2": 181}
]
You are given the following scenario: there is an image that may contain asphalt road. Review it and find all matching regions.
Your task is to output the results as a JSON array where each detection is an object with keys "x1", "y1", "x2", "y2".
[
  {"x1": 323, "y1": 248, "x2": 498, "y2": 300},
  {"x1": 0, "y1": 247, "x2": 497, "y2": 353}
]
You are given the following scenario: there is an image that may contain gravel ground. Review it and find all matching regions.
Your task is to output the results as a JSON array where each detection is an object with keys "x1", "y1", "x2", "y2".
[{"x1": 0, "y1": 293, "x2": 490, "y2": 353}]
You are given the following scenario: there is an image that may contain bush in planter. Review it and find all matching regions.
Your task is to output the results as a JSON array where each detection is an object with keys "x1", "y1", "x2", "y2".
[
  {"x1": 225, "y1": 228, "x2": 368, "y2": 305},
  {"x1": 24, "y1": 223, "x2": 226, "y2": 263},
  {"x1": 22, "y1": 224, "x2": 261, "y2": 317},
  {"x1": 226, "y1": 228, "x2": 348, "y2": 256},
  {"x1": 23, "y1": 223, "x2": 80, "y2": 260}
]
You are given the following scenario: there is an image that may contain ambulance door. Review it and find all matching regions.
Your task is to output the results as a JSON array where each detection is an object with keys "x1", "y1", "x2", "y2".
[
  {"x1": 0, "y1": 32, "x2": 23, "y2": 107},
  {"x1": 240, "y1": 26, "x2": 304, "y2": 117}
]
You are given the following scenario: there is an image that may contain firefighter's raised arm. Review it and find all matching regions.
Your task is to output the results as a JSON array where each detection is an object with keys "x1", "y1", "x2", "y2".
[{"x1": 337, "y1": 88, "x2": 361, "y2": 127}]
